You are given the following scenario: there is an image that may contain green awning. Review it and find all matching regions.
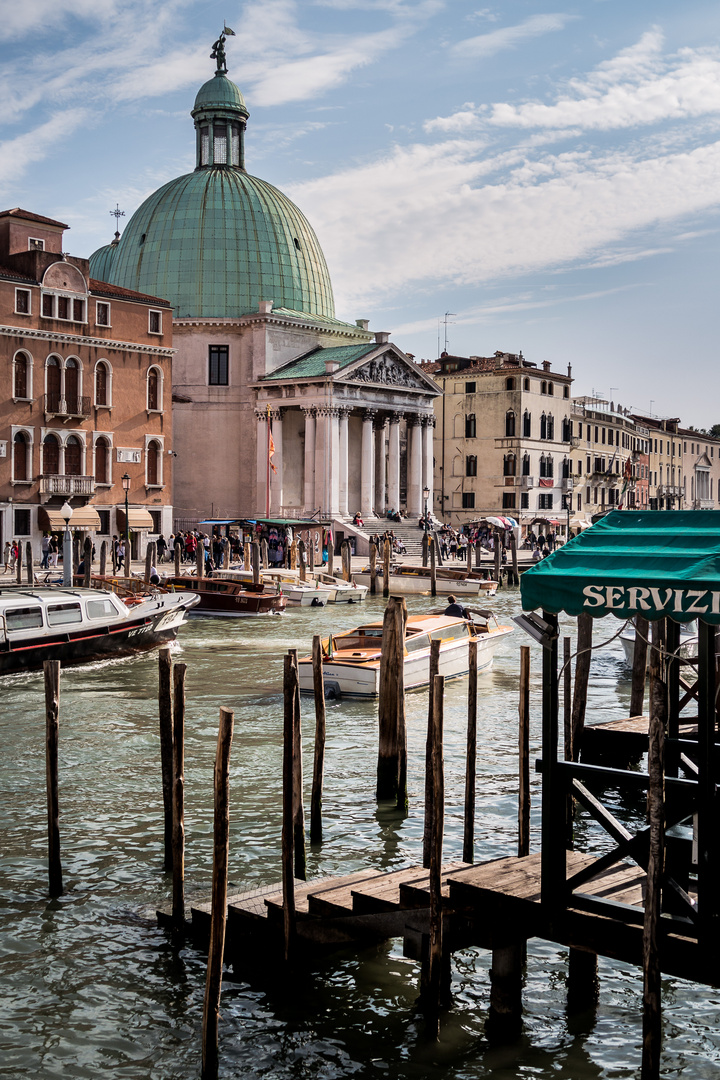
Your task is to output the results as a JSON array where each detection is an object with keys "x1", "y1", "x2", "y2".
[{"x1": 520, "y1": 510, "x2": 720, "y2": 624}]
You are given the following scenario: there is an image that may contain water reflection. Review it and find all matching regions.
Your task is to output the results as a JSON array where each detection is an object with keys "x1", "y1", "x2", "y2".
[{"x1": 1, "y1": 589, "x2": 719, "y2": 1077}]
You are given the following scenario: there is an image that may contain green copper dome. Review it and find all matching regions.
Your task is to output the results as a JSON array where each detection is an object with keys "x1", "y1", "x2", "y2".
[{"x1": 90, "y1": 70, "x2": 335, "y2": 320}]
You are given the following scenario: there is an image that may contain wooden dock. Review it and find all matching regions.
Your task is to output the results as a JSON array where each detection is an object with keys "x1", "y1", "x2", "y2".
[{"x1": 581, "y1": 715, "x2": 698, "y2": 762}]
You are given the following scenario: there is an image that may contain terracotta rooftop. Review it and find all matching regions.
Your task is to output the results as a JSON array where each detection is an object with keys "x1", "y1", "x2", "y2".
[
  {"x1": 89, "y1": 278, "x2": 172, "y2": 307},
  {"x1": 0, "y1": 207, "x2": 69, "y2": 229}
]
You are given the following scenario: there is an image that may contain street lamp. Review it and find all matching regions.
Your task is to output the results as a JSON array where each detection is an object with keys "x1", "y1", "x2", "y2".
[
  {"x1": 122, "y1": 473, "x2": 131, "y2": 575},
  {"x1": 423, "y1": 485, "x2": 430, "y2": 532},
  {"x1": 60, "y1": 501, "x2": 73, "y2": 586}
]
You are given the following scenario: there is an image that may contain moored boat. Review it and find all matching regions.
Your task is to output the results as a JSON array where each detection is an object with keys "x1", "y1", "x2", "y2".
[
  {"x1": 297, "y1": 613, "x2": 513, "y2": 698},
  {"x1": 215, "y1": 568, "x2": 329, "y2": 606},
  {"x1": 620, "y1": 620, "x2": 698, "y2": 667},
  {"x1": 353, "y1": 564, "x2": 484, "y2": 597},
  {"x1": 0, "y1": 585, "x2": 199, "y2": 675},
  {"x1": 163, "y1": 575, "x2": 287, "y2": 616}
]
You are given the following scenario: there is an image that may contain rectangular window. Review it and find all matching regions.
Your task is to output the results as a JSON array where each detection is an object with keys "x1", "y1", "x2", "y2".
[
  {"x1": 15, "y1": 289, "x2": 31, "y2": 314},
  {"x1": 577, "y1": 422, "x2": 582, "y2": 438},
  {"x1": 208, "y1": 345, "x2": 229, "y2": 386},
  {"x1": 150, "y1": 510, "x2": 162, "y2": 534},
  {"x1": 465, "y1": 414, "x2": 476, "y2": 438},
  {"x1": 97, "y1": 509, "x2": 111, "y2": 535},
  {"x1": 538, "y1": 493, "x2": 554, "y2": 510},
  {"x1": 6, "y1": 606, "x2": 43, "y2": 631},
  {"x1": 42, "y1": 293, "x2": 54, "y2": 318},
  {"x1": 87, "y1": 598, "x2": 119, "y2": 620},
  {"x1": 28, "y1": 237, "x2": 45, "y2": 251},
  {"x1": 149, "y1": 310, "x2": 162, "y2": 334},
  {"x1": 214, "y1": 126, "x2": 227, "y2": 164},
  {"x1": 502, "y1": 493, "x2": 516, "y2": 509},
  {"x1": 14, "y1": 508, "x2": 31, "y2": 535},
  {"x1": 231, "y1": 126, "x2": 240, "y2": 166},
  {"x1": 73, "y1": 298, "x2": 84, "y2": 322},
  {"x1": 57, "y1": 296, "x2": 69, "y2": 320},
  {"x1": 465, "y1": 381, "x2": 476, "y2": 394},
  {"x1": 96, "y1": 302, "x2": 110, "y2": 327},
  {"x1": 461, "y1": 492, "x2": 475, "y2": 509},
  {"x1": 47, "y1": 603, "x2": 83, "y2": 627},
  {"x1": 520, "y1": 492, "x2": 529, "y2": 509}
]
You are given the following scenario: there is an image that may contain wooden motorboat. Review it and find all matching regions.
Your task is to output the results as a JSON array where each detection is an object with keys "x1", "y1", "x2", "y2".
[
  {"x1": 163, "y1": 576, "x2": 287, "y2": 617},
  {"x1": 353, "y1": 563, "x2": 484, "y2": 597},
  {"x1": 297, "y1": 613, "x2": 513, "y2": 699},
  {"x1": 0, "y1": 585, "x2": 199, "y2": 675}
]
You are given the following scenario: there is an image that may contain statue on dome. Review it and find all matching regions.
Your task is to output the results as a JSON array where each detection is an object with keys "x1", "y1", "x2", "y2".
[{"x1": 211, "y1": 25, "x2": 235, "y2": 73}]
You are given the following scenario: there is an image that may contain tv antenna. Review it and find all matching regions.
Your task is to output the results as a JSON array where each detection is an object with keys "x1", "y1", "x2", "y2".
[{"x1": 443, "y1": 312, "x2": 456, "y2": 354}]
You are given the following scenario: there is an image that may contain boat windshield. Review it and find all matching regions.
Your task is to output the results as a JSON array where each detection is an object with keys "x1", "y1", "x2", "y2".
[
  {"x1": 6, "y1": 606, "x2": 43, "y2": 632},
  {"x1": 430, "y1": 622, "x2": 470, "y2": 642},
  {"x1": 405, "y1": 632, "x2": 430, "y2": 654}
]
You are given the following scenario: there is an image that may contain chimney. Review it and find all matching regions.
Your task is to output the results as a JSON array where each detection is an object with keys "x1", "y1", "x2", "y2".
[
  {"x1": 259, "y1": 300, "x2": 273, "y2": 314},
  {"x1": 325, "y1": 358, "x2": 339, "y2": 373},
  {"x1": 356, "y1": 319, "x2": 369, "y2": 331},
  {"x1": 542, "y1": 360, "x2": 551, "y2": 372},
  {"x1": 567, "y1": 363, "x2": 572, "y2": 379},
  {"x1": 374, "y1": 331, "x2": 390, "y2": 344}
]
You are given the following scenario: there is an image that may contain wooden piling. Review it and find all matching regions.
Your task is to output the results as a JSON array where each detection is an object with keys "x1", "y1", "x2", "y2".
[
  {"x1": 26, "y1": 540, "x2": 34, "y2": 584},
  {"x1": 288, "y1": 649, "x2": 306, "y2": 880},
  {"x1": 44, "y1": 659, "x2": 62, "y2": 897},
  {"x1": 425, "y1": 672, "x2": 445, "y2": 1035},
  {"x1": 297, "y1": 539, "x2": 306, "y2": 581},
  {"x1": 223, "y1": 539, "x2": 230, "y2": 570},
  {"x1": 73, "y1": 537, "x2": 80, "y2": 574},
  {"x1": 376, "y1": 596, "x2": 407, "y2": 801},
  {"x1": 201, "y1": 706, "x2": 235, "y2": 1080},
  {"x1": 290, "y1": 539, "x2": 297, "y2": 571},
  {"x1": 252, "y1": 541, "x2": 261, "y2": 585},
  {"x1": 282, "y1": 654, "x2": 297, "y2": 960},
  {"x1": 466, "y1": 539, "x2": 472, "y2": 575},
  {"x1": 422, "y1": 531, "x2": 429, "y2": 568},
  {"x1": 571, "y1": 613, "x2": 593, "y2": 761},
  {"x1": 382, "y1": 538, "x2": 390, "y2": 598},
  {"x1": 310, "y1": 635, "x2": 326, "y2": 845},
  {"x1": 83, "y1": 537, "x2": 92, "y2": 588},
  {"x1": 306, "y1": 532, "x2": 314, "y2": 575},
  {"x1": 99, "y1": 540, "x2": 107, "y2": 577},
  {"x1": 463, "y1": 638, "x2": 478, "y2": 863},
  {"x1": 510, "y1": 531, "x2": 519, "y2": 586},
  {"x1": 196, "y1": 539, "x2": 205, "y2": 579},
  {"x1": 327, "y1": 535, "x2": 334, "y2": 576},
  {"x1": 493, "y1": 530, "x2": 501, "y2": 584},
  {"x1": 631, "y1": 615, "x2": 649, "y2": 718},
  {"x1": 423, "y1": 639, "x2": 441, "y2": 868},
  {"x1": 112, "y1": 539, "x2": 118, "y2": 574},
  {"x1": 369, "y1": 541, "x2": 377, "y2": 594},
  {"x1": 261, "y1": 538, "x2": 269, "y2": 570},
  {"x1": 518, "y1": 645, "x2": 531, "y2": 858},
  {"x1": 430, "y1": 535, "x2": 437, "y2": 598},
  {"x1": 145, "y1": 541, "x2": 153, "y2": 583},
  {"x1": 172, "y1": 662, "x2": 187, "y2": 931},
  {"x1": 563, "y1": 636, "x2": 572, "y2": 762},
  {"x1": 244, "y1": 540, "x2": 251, "y2": 571},
  {"x1": 16, "y1": 545, "x2": 22, "y2": 582},
  {"x1": 174, "y1": 542, "x2": 181, "y2": 576},
  {"x1": 567, "y1": 948, "x2": 599, "y2": 1014},
  {"x1": 642, "y1": 625, "x2": 666, "y2": 1080},
  {"x1": 158, "y1": 647, "x2": 174, "y2": 871},
  {"x1": 341, "y1": 540, "x2": 350, "y2": 582},
  {"x1": 488, "y1": 942, "x2": 524, "y2": 1040}
]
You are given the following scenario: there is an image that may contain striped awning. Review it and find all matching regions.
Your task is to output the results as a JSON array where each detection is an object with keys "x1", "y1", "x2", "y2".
[
  {"x1": 38, "y1": 506, "x2": 102, "y2": 531},
  {"x1": 117, "y1": 507, "x2": 154, "y2": 530}
]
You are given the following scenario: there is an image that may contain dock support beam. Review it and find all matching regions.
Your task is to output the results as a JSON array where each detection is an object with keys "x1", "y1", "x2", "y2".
[
  {"x1": 567, "y1": 948, "x2": 599, "y2": 1015},
  {"x1": 487, "y1": 942, "x2": 523, "y2": 1041}
]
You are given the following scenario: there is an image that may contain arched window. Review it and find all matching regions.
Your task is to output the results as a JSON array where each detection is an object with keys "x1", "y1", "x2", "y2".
[
  {"x1": 43, "y1": 433, "x2": 60, "y2": 475},
  {"x1": 46, "y1": 356, "x2": 61, "y2": 411},
  {"x1": 65, "y1": 435, "x2": 82, "y2": 476},
  {"x1": 95, "y1": 437, "x2": 110, "y2": 484},
  {"x1": 506, "y1": 377, "x2": 515, "y2": 391},
  {"x1": 505, "y1": 411, "x2": 516, "y2": 437},
  {"x1": 503, "y1": 453, "x2": 516, "y2": 477},
  {"x1": 540, "y1": 455, "x2": 554, "y2": 478},
  {"x1": 147, "y1": 440, "x2": 160, "y2": 485},
  {"x1": 13, "y1": 432, "x2": 29, "y2": 481},
  {"x1": 465, "y1": 414, "x2": 476, "y2": 438},
  {"x1": 540, "y1": 413, "x2": 547, "y2": 440},
  {"x1": 541, "y1": 381, "x2": 547, "y2": 395},
  {"x1": 65, "y1": 358, "x2": 79, "y2": 413},
  {"x1": 95, "y1": 362, "x2": 109, "y2": 407},
  {"x1": 563, "y1": 386, "x2": 569, "y2": 399},
  {"x1": 147, "y1": 367, "x2": 161, "y2": 411},
  {"x1": 562, "y1": 457, "x2": 570, "y2": 478},
  {"x1": 466, "y1": 455, "x2": 477, "y2": 477},
  {"x1": 14, "y1": 353, "x2": 29, "y2": 399},
  {"x1": 523, "y1": 411, "x2": 531, "y2": 438},
  {"x1": 546, "y1": 414, "x2": 554, "y2": 440},
  {"x1": 522, "y1": 454, "x2": 530, "y2": 476},
  {"x1": 548, "y1": 382, "x2": 554, "y2": 396},
  {"x1": 523, "y1": 377, "x2": 530, "y2": 391}
]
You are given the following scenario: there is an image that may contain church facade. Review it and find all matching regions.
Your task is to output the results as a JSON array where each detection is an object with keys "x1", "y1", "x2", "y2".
[{"x1": 90, "y1": 37, "x2": 440, "y2": 524}]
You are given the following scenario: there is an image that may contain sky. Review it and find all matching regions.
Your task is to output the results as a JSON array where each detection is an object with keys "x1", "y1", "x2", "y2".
[{"x1": 2, "y1": 0, "x2": 720, "y2": 426}]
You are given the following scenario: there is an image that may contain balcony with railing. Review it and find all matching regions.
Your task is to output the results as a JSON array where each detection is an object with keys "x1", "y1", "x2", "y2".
[
  {"x1": 44, "y1": 394, "x2": 92, "y2": 418},
  {"x1": 39, "y1": 475, "x2": 95, "y2": 497},
  {"x1": 657, "y1": 484, "x2": 682, "y2": 497}
]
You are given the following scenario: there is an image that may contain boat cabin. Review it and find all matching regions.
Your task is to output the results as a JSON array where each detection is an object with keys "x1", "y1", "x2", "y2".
[{"x1": 0, "y1": 588, "x2": 125, "y2": 640}]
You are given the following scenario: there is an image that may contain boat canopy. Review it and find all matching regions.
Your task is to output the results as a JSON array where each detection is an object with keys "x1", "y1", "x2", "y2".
[{"x1": 520, "y1": 510, "x2": 720, "y2": 624}]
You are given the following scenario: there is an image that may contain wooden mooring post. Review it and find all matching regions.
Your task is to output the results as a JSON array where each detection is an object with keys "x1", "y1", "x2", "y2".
[
  {"x1": 341, "y1": 540, "x2": 351, "y2": 582},
  {"x1": 423, "y1": 672, "x2": 445, "y2": 1036},
  {"x1": 288, "y1": 649, "x2": 306, "y2": 880},
  {"x1": 369, "y1": 542, "x2": 377, "y2": 594},
  {"x1": 509, "y1": 531, "x2": 519, "y2": 586},
  {"x1": 290, "y1": 539, "x2": 297, "y2": 571},
  {"x1": 376, "y1": 596, "x2": 407, "y2": 803},
  {"x1": 16, "y1": 545, "x2": 22, "y2": 582},
  {"x1": 201, "y1": 706, "x2": 235, "y2": 1080},
  {"x1": 423, "y1": 639, "x2": 441, "y2": 868},
  {"x1": 99, "y1": 540, "x2": 107, "y2": 577},
  {"x1": 26, "y1": 540, "x2": 34, "y2": 584},
  {"x1": 252, "y1": 541, "x2": 261, "y2": 585},
  {"x1": 145, "y1": 542, "x2": 153, "y2": 584},
  {"x1": 463, "y1": 638, "x2": 478, "y2": 864},
  {"x1": 430, "y1": 535, "x2": 437, "y2": 598},
  {"x1": 261, "y1": 538, "x2": 269, "y2": 570},
  {"x1": 297, "y1": 540, "x2": 306, "y2": 581},
  {"x1": 282, "y1": 655, "x2": 297, "y2": 961},
  {"x1": 493, "y1": 530, "x2": 501, "y2": 585},
  {"x1": 327, "y1": 536, "x2": 334, "y2": 577},
  {"x1": 82, "y1": 537, "x2": 92, "y2": 588},
  {"x1": 422, "y1": 531, "x2": 429, "y2": 568},
  {"x1": 571, "y1": 613, "x2": 593, "y2": 760},
  {"x1": 174, "y1": 543, "x2": 181, "y2": 576},
  {"x1": 196, "y1": 540, "x2": 205, "y2": 579},
  {"x1": 44, "y1": 659, "x2": 63, "y2": 897},
  {"x1": 172, "y1": 663, "x2": 187, "y2": 931},
  {"x1": 631, "y1": 615, "x2": 649, "y2": 718},
  {"x1": 382, "y1": 538, "x2": 390, "y2": 598},
  {"x1": 563, "y1": 637, "x2": 572, "y2": 762},
  {"x1": 158, "y1": 648, "x2": 174, "y2": 871},
  {"x1": 310, "y1": 636, "x2": 326, "y2": 844},
  {"x1": 244, "y1": 540, "x2": 251, "y2": 571},
  {"x1": 518, "y1": 645, "x2": 530, "y2": 858}
]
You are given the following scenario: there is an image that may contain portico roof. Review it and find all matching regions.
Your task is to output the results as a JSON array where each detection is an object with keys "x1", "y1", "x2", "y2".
[{"x1": 262, "y1": 343, "x2": 376, "y2": 380}]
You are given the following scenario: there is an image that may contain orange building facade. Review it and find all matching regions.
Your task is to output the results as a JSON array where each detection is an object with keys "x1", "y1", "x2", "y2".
[{"x1": 0, "y1": 208, "x2": 174, "y2": 559}]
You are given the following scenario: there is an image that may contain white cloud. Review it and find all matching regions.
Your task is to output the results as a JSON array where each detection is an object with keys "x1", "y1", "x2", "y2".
[
  {"x1": 0, "y1": 110, "x2": 89, "y2": 188},
  {"x1": 453, "y1": 13, "x2": 577, "y2": 58}
]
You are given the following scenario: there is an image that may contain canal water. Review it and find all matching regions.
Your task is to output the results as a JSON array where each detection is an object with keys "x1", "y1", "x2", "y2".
[{"x1": 1, "y1": 590, "x2": 718, "y2": 1079}]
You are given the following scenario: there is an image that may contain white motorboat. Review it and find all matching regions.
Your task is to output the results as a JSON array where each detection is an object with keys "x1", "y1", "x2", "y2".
[
  {"x1": 297, "y1": 612, "x2": 513, "y2": 699},
  {"x1": 620, "y1": 621, "x2": 698, "y2": 667},
  {"x1": 308, "y1": 570, "x2": 368, "y2": 603},
  {"x1": 0, "y1": 585, "x2": 199, "y2": 675},
  {"x1": 214, "y1": 569, "x2": 328, "y2": 606},
  {"x1": 353, "y1": 564, "x2": 484, "y2": 597}
]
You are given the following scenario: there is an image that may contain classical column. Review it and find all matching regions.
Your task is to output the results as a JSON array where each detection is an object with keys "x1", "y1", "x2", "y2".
[
  {"x1": 361, "y1": 410, "x2": 376, "y2": 518},
  {"x1": 255, "y1": 409, "x2": 269, "y2": 515},
  {"x1": 302, "y1": 407, "x2": 316, "y2": 513},
  {"x1": 374, "y1": 416, "x2": 387, "y2": 516},
  {"x1": 338, "y1": 407, "x2": 350, "y2": 518},
  {"x1": 422, "y1": 415, "x2": 435, "y2": 520},
  {"x1": 407, "y1": 414, "x2": 423, "y2": 518},
  {"x1": 387, "y1": 412, "x2": 402, "y2": 513},
  {"x1": 330, "y1": 408, "x2": 341, "y2": 516},
  {"x1": 315, "y1": 406, "x2": 341, "y2": 516},
  {"x1": 268, "y1": 409, "x2": 283, "y2": 514}
]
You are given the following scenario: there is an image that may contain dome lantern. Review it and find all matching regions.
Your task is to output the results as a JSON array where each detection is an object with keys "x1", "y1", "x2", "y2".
[{"x1": 191, "y1": 35, "x2": 249, "y2": 170}]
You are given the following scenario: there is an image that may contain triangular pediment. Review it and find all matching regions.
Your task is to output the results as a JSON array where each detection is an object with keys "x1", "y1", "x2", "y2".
[
  {"x1": 695, "y1": 452, "x2": 712, "y2": 469},
  {"x1": 340, "y1": 345, "x2": 440, "y2": 394}
]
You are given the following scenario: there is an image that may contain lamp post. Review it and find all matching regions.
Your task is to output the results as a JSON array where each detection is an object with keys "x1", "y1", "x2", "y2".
[
  {"x1": 60, "y1": 501, "x2": 73, "y2": 586},
  {"x1": 122, "y1": 473, "x2": 131, "y2": 575},
  {"x1": 423, "y1": 485, "x2": 430, "y2": 532}
]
